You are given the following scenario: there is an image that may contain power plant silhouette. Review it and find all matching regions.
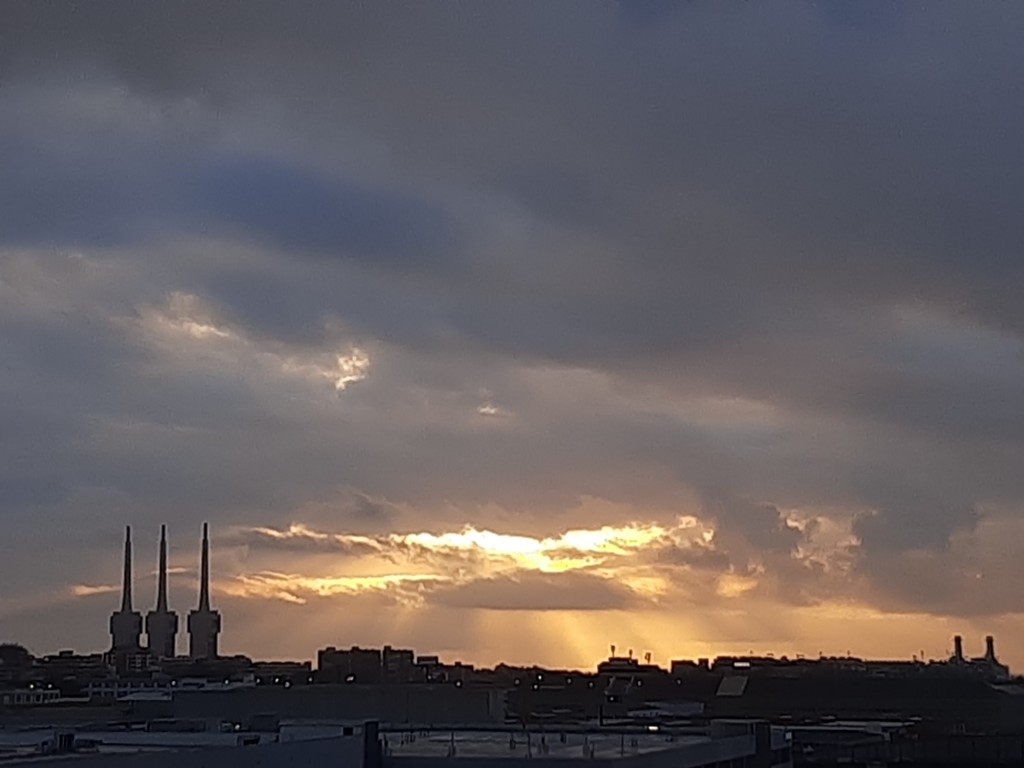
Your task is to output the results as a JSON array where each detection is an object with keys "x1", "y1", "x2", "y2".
[{"x1": 109, "y1": 523, "x2": 220, "y2": 659}]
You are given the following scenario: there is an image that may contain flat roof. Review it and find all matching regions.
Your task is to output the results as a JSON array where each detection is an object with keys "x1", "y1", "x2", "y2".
[{"x1": 383, "y1": 729, "x2": 709, "y2": 759}]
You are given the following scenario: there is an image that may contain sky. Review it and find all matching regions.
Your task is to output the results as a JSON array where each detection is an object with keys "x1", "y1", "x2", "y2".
[{"x1": 2, "y1": 1, "x2": 1024, "y2": 670}]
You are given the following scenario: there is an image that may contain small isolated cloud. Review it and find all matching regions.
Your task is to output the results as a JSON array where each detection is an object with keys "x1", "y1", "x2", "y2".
[
  {"x1": 71, "y1": 584, "x2": 120, "y2": 597},
  {"x1": 476, "y1": 402, "x2": 510, "y2": 418}
]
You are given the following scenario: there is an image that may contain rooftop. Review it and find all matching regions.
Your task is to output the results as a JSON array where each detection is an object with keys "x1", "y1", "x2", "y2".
[{"x1": 383, "y1": 729, "x2": 710, "y2": 760}]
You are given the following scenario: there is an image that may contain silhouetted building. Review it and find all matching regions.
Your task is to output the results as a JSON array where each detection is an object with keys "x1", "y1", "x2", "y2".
[
  {"x1": 317, "y1": 646, "x2": 383, "y2": 683},
  {"x1": 145, "y1": 525, "x2": 178, "y2": 658},
  {"x1": 0, "y1": 688, "x2": 61, "y2": 707},
  {"x1": 108, "y1": 649, "x2": 156, "y2": 676},
  {"x1": 0, "y1": 644, "x2": 35, "y2": 686},
  {"x1": 187, "y1": 523, "x2": 221, "y2": 659},
  {"x1": 109, "y1": 526, "x2": 143, "y2": 653},
  {"x1": 253, "y1": 660, "x2": 313, "y2": 686},
  {"x1": 415, "y1": 655, "x2": 442, "y2": 682},
  {"x1": 671, "y1": 658, "x2": 711, "y2": 676},
  {"x1": 37, "y1": 650, "x2": 109, "y2": 695},
  {"x1": 969, "y1": 634, "x2": 1010, "y2": 680},
  {"x1": 383, "y1": 645, "x2": 415, "y2": 683},
  {"x1": 159, "y1": 653, "x2": 252, "y2": 681},
  {"x1": 597, "y1": 654, "x2": 668, "y2": 683}
]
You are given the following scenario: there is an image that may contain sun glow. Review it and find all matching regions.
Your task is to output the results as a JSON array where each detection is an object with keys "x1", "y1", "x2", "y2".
[
  {"x1": 227, "y1": 517, "x2": 723, "y2": 604},
  {"x1": 235, "y1": 520, "x2": 710, "y2": 578},
  {"x1": 392, "y1": 521, "x2": 686, "y2": 573}
]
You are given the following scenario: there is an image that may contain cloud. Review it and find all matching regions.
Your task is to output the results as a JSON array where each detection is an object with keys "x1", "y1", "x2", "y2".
[
  {"x1": 70, "y1": 584, "x2": 120, "y2": 598},
  {"x1": 193, "y1": 157, "x2": 461, "y2": 263},
  {"x1": 226, "y1": 519, "x2": 711, "y2": 577},
  {"x1": 128, "y1": 291, "x2": 371, "y2": 393},
  {"x1": 210, "y1": 516, "x2": 859, "y2": 619},
  {"x1": 3, "y1": 2, "x2": 1024, "y2": 666},
  {"x1": 222, "y1": 571, "x2": 444, "y2": 606},
  {"x1": 222, "y1": 524, "x2": 382, "y2": 556}
]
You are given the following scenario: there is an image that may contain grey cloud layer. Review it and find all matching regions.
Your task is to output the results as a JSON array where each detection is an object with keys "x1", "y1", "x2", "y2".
[{"x1": 3, "y1": 2, "x2": 1024, "y2": 654}]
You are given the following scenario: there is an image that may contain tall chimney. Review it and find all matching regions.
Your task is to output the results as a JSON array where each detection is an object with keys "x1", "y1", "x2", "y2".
[
  {"x1": 111, "y1": 525, "x2": 142, "y2": 653},
  {"x1": 198, "y1": 522, "x2": 210, "y2": 611},
  {"x1": 120, "y1": 525, "x2": 134, "y2": 612},
  {"x1": 188, "y1": 522, "x2": 221, "y2": 659},
  {"x1": 146, "y1": 524, "x2": 179, "y2": 658},
  {"x1": 986, "y1": 635, "x2": 996, "y2": 661},
  {"x1": 953, "y1": 635, "x2": 964, "y2": 662},
  {"x1": 156, "y1": 524, "x2": 169, "y2": 612}
]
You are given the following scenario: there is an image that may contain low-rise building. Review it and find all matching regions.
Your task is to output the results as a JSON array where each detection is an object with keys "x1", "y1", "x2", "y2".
[
  {"x1": 317, "y1": 646, "x2": 383, "y2": 684},
  {"x1": 0, "y1": 687, "x2": 61, "y2": 707},
  {"x1": 252, "y1": 660, "x2": 312, "y2": 686}
]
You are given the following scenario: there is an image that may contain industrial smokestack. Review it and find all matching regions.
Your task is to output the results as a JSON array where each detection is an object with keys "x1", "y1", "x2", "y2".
[
  {"x1": 155, "y1": 524, "x2": 169, "y2": 612},
  {"x1": 985, "y1": 635, "x2": 996, "y2": 661},
  {"x1": 146, "y1": 524, "x2": 179, "y2": 658},
  {"x1": 111, "y1": 525, "x2": 142, "y2": 653},
  {"x1": 120, "y1": 525, "x2": 134, "y2": 613},
  {"x1": 198, "y1": 522, "x2": 210, "y2": 611},
  {"x1": 188, "y1": 522, "x2": 221, "y2": 659},
  {"x1": 953, "y1": 635, "x2": 964, "y2": 662}
]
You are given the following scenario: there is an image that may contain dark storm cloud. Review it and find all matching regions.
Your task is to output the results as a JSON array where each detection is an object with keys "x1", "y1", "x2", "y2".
[
  {"x1": 3, "y1": 1, "x2": 1024, "y2": 656},
  {"x1": 651, "y1": 542, "x2": 731, "y2": 572},
  {"x1": 194, "y1": 158, "x2": 459, "y2": 263},
  {"x1": 709, "y1": 501, "x2": 802, "y2": 556},
  {"x1": 854, "y1": 501, "x2": 980, "y2": 554},
  {"x1": 0, "y1": 106, "x2": 457, "y2": 262}
]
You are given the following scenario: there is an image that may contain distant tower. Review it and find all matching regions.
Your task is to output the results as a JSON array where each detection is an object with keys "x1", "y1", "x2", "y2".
[
  {"x1": 145, "y1": 525, "x2": 179, "y2": 658},
  {"x1": 187, "y1": 523, "x2": 221, "y2": 659},
  {"x1": 109, "y1": 526, "x2": 143, "y2": 652},
  {"x1": 953, "y1": 635, "x2": 964, "y2": 663},
  {"x1": 985, "y1": 635, "x2": 997, "y2": 662}
]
